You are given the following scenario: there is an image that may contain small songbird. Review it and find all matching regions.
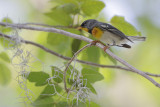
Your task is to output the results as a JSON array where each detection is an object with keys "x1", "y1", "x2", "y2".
[{"x1": 78, "y1": 19, "x2": 146, "y2": 48}]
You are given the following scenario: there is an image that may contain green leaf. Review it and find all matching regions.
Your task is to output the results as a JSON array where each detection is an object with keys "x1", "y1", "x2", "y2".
[
  {"x1": 72, "y1": 100, "x2": 100, "y2": 107},
  {"x1": 110, "y1": 16, "x2": 141, "y2": 36},
  {"x1": 0, "y1": 52, "x2": 10, "y2": 63},
  {"x1": 88, "y1": 101, "x2": 100, "y2": 107},
  {"x1": 33, "y1": 84, "x2": 62, "y2": 106},
  {"x1": 51, "y1": 66, "x2": 63, "y2": 83},
  {"x1": 2, "y1": 17, "x2": 12, "y2": 23},
  {"x1": 86, "y1": 83, "x2": 97, "y2": 94},
  {"x1": 106, "y1": 53, "x2": 117, "y2": 65},
  {"x1": 80, "y1": 42, "x2": 100, "y2": 71},
  {"x1": 47, "y1": 33, "x2": 69, "y2": 46},
  {"x1": 72, "y1": 100, "x2": 86, "y2": 107},
  {"x1": 81, "y1": 1, "x2": 105, "y2": 16},
  {"x1": 41, "y1": 84, "x2": 62, "y2": 95},
  {"x1": 0, "y1": 17, "x2": 13, "y2": 33},
  {"x1": 71, "y1": 39, "x2": 81, "y2": 56},
  {"x1": 33, "y1": 84, "x2": 62, "y2": 107},
  {"x1": 32, "y1": 96, "x2": 54, "y2": 107},
  {"x1": 0, "y1": 63, "x2": 11, "y2": 85},
  {"x1": 101, "y1": 49, "x2": 117, "y2": 65},
  {"x1": 0, "y1": 37, "x2": 15, "y2": 48},
  {"x1": 56, "y1": 102, "x2": 69, "y2": 107},
  {"x1": 27, "y1": 71, "x2": 49, "y2": 86},
  {"x1": 81, "y1": 46, "x2": 100, "y2": 65},
  {"x1": 82, "y1": 68, "x2": 104, "y2": 83},
  {"x1": 46, "y1": 6, "x2": 72, "y2": 26},
  {"x1": 47, "y1": 28, "x2": 80, "y2": 57},
  {"x1": 67, "y1": 78, "x2": 97, "y2": 94},
  {"x1": 66, "y1": 65, "x2": 79, "y2": 78},
  {"x1": 59, "y1": 3, "x2": 80, "y2": 15},
  {"x1": 51, "y1": 0, "x2": 78, "y2": 5},
  {"x1": 67, "y1": 79, "x2": 75, "y2": 85},
  {"x1": 47, "y1": 32, "x2": 71, "y2": 54}
]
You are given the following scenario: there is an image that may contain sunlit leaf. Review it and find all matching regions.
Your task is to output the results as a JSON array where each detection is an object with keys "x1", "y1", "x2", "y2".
[
  {"x1": 87, "y1": 83, "x2": 97, "y2": 94},
  {"x1": 0, "y1": 52, "x2": 10, "y2": 63},
  {"x1": 27, "y1": 71, "x2": 49, "y2": 86},
  {"x1": 46, "y1": 6, "x2": 72, "y2": 26},
  {"x1": 81, "y1": 1, "x2": 105, "y2": 16},
  {"x1": 47, "y1": 33, "x2": 69, "y2": 46},
  {"x1": 0, "y1": 37, "x2": 15, "y2": 48},
  {"x1": 81, "y1": 46, "x2": 100, "y2": 66},
  {"x1": 56, "y1": 102, "x2": 69, "y2": 107},
  {"x1": 47, "y1": 32, "x2": 72, "y2": 56},
  {"x1": 88, "y1": 101, "x2": 100, "y2": 107},
  {"x1": 101, "y1": 49, "x2": 117, "y2": 65},
  {"x1": 51, "y1": 0, "x2": 78, "y2": 5},
  {"x1": 58, "y1": 3, "x2": 80, "y2": 14},
  {"x1": 47, "y1": 28, "x2": 80, "y2": 56},
  {"x1": 0, "y1": 63, "x2": 11, "y2": 85},
  {"x1": 72, "y1": 99, "x2": 87, "y2": 107},
  {"x1": 0, "y1": 17, "x2": 13, "y2": 33},
  {"x1": 2, "y1": 17, "x2": 12, "y2": 23},
  {"x1": 67, "y1": 79, "x2": 75, "y2": 85},
  {"x1": 32, "y1": 96, "x2": 54, "y2": 107},
  {"x1": 41, "y1": 84, "x2": 62, "y2": 95},
  {"x1": 82, "y1": 68, "x2": 104, "y2": 83},
  {"x1": 110, "y1": 16, "x2": 141, "y2": 36},
  {"x1": 72, "y1": 99, "x2": 100, "y2": 107},
  {"x1": 33, "y1": 84, "x2": 62, "y2": 106},
  {"x1": 66, "y1": 64, "x2": 79, "y2": 79},
  {"x1": 51, "y1": 66, "x2": 63, "y2": 83}
]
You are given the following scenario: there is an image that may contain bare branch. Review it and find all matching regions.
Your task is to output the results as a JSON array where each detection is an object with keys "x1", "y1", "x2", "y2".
[
  {"x1": 0, "y1": 22, "x2": 160, "y2": 87},
  {"x1": 0, "y1": 22, "x2": 91, "y2": 43},
  {"x1": 63, "y1": 43, "x2": 92, "y2": 93},
  {"x1": 21, "y1": 22, "x2": 78, "y2": 29}
]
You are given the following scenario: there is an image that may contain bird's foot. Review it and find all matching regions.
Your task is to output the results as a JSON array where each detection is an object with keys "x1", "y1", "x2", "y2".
[
  {"x1": 91, "y1": 40, "x2": 110, "y2": 51},
  {"x1": 103, "y1": 45, "x2": 110, "y2": 51}
]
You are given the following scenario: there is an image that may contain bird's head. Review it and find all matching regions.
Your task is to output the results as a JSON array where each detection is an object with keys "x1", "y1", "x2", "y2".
[{"x1": 78, "y1": 19, "x2": 98, "y2": 33}]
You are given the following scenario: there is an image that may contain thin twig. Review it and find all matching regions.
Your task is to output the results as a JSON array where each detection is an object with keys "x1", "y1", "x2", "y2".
[
  {"x1": 63, "y1": 43, "x2": 92, "y2": 93},
  {"x1": 144, "y1": 72, "x2": 160, "y2": 77},
  {"x1": 21, "y1": 22, "x2": 78, "y2": 29},
  {"x1": 0, "y1": 22, "x2": 160, "y2": 87}
]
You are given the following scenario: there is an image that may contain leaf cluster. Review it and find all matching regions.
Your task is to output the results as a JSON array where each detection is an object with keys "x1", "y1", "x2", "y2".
[{"x1": 26, "y1": 65, "x2": 103, "y2": 106}]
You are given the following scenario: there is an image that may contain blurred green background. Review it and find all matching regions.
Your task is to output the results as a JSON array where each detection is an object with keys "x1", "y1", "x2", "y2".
[{"x1": 0, "y1": 0, "x2": 160, "y2": 107}]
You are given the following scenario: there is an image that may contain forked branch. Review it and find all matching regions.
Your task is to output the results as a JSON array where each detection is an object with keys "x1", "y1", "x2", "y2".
[
  {"x1": 0, "y1": 22, "x2": 160, "y2": 88},
  {"x1": 1, "y1": 32, "x2": 159, "y2": 77},
  {"x1": 63, "y1": 43, "x2": 92, "y2": 93}
]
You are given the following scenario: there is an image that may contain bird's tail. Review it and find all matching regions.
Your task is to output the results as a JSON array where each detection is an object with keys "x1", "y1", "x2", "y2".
[{"x1": 128, "y1": 36, "x2": 146, "y2": 41}]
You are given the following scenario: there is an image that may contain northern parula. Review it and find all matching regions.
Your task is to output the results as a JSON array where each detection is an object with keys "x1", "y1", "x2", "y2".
[{"x1": 78, "y1": 19, "x2": 146, "y2": 48}]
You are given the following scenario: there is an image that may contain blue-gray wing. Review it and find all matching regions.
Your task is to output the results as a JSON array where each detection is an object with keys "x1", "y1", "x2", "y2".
[{"x1": 99, "y1": 22, "x2": 133, "y2": 43}]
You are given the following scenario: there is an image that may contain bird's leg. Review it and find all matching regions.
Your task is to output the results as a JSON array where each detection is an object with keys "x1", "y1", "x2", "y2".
[
  {"x1": 91, "y1": 40, "x2": 110, "y2": 51},
  {"x1": 91, "y1": 40, "x2": 102, "y2": 45},
  {"x1": 103, "y1": 45, "x2": 110, "y2": 51}
]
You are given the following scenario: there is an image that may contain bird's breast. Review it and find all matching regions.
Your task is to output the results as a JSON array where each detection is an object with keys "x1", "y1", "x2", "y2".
[{"x1": 100, "y1": 31, "x2": 127, "y2": 45}]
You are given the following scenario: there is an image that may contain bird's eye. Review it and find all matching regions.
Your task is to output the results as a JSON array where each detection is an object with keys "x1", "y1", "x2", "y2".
[{"x1": 81, "y1": 23, "x2": 84, "y2": 27}]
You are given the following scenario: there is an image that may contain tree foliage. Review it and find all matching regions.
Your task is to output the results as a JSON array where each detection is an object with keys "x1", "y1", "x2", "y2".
[{"x1": 0, "y1": 0, "x2": 143, "y2": 106}]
